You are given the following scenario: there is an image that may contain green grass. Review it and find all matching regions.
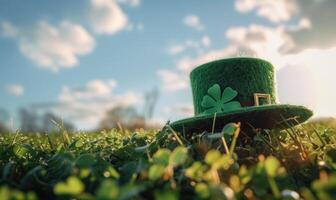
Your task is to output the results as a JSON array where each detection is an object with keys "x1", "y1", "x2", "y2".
[{"x1": 0, "y1": 122, "x2": 336, "y2": 200}]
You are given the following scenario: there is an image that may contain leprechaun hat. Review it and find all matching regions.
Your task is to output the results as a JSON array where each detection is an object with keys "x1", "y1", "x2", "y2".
[{"x1": 170, "y1": 57, "x2": 313, "y2": 133}]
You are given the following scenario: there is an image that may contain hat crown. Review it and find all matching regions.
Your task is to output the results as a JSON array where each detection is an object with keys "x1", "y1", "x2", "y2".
[{"x1": 190, "y1": 57, "x2": 276, "y2": 115}]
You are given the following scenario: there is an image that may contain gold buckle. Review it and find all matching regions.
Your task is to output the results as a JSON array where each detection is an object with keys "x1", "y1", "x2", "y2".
[{"x1": 254, "y1": 93, "x2": 271, "y2": 106}]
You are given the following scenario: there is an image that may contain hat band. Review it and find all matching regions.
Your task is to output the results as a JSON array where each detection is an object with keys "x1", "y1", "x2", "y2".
[
  {"x1": 253, "y1": 93, "x2": 271, "y2": 106},
  {"x1": 240, "y1": 102, "x2": 255, "y2": 107},
  {"x1": 239, "y1": 94, "x2": 272, "y2": 107}
]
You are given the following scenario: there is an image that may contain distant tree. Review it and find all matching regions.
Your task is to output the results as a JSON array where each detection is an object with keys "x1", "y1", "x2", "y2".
[
  {"x1": 0, "y1": 108, "x2": 10, "y2": 133},
  {"x1": 19, "y1": 108, "x2": 39, "y2": 133},
  {"x1": 19, "y1": 107, "x2": 75, "y2": 133},
  {"x1": 0, "y1": 122, "x2": 8, "y2": 133},
  {"x1": 99, "y1": 88, "x2": 160, "y2": 131},
  {"x1": 42, "y1": 112, "x2": 75, "y2": 133},
  {"x1": 143, "y1": 88, "x2": 159, "y2": 123},
  {"x1": 99, "y1": 106, "x2": 145, "y2": 130}
]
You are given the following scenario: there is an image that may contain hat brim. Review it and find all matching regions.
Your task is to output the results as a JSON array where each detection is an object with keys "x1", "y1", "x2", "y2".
[{"x1": 170, "y1": 104, "x2": 313, "y2": 133}]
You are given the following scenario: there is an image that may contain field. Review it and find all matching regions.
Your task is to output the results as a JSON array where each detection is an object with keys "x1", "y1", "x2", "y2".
[{"x1": 0, "y1": 121, "x2": 336, "y2": 200}]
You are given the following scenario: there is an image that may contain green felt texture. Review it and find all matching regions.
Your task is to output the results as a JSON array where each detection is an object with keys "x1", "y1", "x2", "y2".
[
  {"x1": 170, "y1": 104, "x2": 313, "y2": 133},
  {"x1": 191, "y1": 57, "x2": 275, "y2": 115}
]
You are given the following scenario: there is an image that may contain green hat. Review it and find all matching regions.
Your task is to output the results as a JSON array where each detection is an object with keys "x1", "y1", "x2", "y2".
[{"x1": 170, "y1": 57, "x2": 313, "y2": 133}]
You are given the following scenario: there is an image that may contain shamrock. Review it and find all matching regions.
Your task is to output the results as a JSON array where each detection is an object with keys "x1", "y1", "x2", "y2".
[{"x1": 201, "y1": 84, "x2": 241, "y2": 114}]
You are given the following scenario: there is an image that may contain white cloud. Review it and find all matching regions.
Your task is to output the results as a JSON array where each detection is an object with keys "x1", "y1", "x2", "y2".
[
  {"x1": 157, "y1": 70, "x2": 189, "y2": 91},
  {"x1": 168, "y1": 45, "x2": 186, "y2": 55},
  {"x1": 297, "y1": 18, "x2": 312, "y2": 30},
  {"x1": 89, "y1": 0, "x2": 128, "y2": 35},
  {"x1": 201, "y1": 35, "x2": 211, "y2": 47},
  {"x1": 225, "y1": 24, "x2": 292, "y2": 65},
  {"x1": 170, "y1": 25, "x2": 283, "y2": 77},
  {"x1": 0, "y1": 21, "x2": 18, "y2": 38},
  {"x1": 59, "y1": 79, "x2": 117, "y2": 101},
  {"x1": 183, "y1": 15, "x2": 204, "y2": 31},
  {"x1": 41, "y1": 79, "x2": 140, "y2": 129},
  {"x1": 235, "y1": 0, "x2": 336, "y2": 53},
  {"x1": 235, "y1": 0, "x2": 299, "y2": 23},
  {"x1": 0, "y1": 0, "x2": 138, "y2": 71},
  {"x1": 171, "y1": 24, "x2": 303, "y2": 72},
  {"x1": 1, "y1": 21, "x2": 95, "y2": 72},
  {"x1": 283, "y1": 0, "x2": 336, "y2": 53},
  {"x1": 116, "y1": 0, "x2": 140, "y2": 7},
  {"x1": 163, "y1": 103, "x2": 193, "y2": 117},
  {"x1": 5, "y1": 84, "x2": 24, "y2": 96},
  {"x1": 167, "y1": 35, "x2": 211, "y2": 56}
]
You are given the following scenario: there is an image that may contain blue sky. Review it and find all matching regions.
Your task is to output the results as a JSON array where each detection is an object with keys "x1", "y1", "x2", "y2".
[{"x1": 1, "y1": 0, "x2": 336, "y2": 130}]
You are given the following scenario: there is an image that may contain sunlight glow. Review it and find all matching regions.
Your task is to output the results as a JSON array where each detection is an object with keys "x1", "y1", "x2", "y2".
[{"x1": 282, "y1": 47, "x2": 336, "y2": 117}]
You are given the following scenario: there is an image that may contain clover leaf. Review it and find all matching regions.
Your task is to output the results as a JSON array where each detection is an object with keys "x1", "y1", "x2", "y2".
[{"x1": 201, "y1": 84, "x2": 241, "y2": 114}]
